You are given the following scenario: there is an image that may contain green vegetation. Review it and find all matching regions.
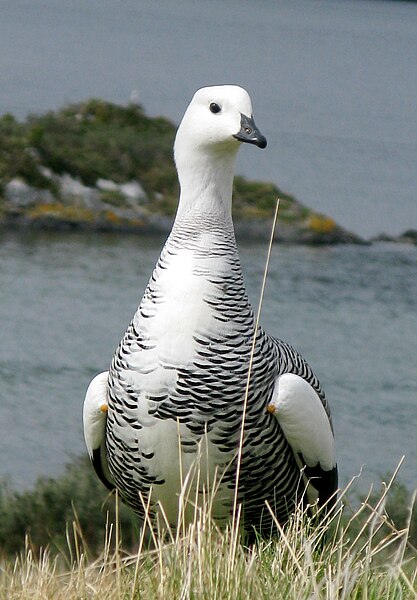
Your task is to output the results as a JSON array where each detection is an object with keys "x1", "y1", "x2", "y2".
[
  {"x1": 0, "y1": 100, "x2": 179, "y2": 223},
  {"x1": 0, "y1": 457, "x2": 138, "y2": 558},
  {"x1": 28, "y1": 100, "x2": 178, "y2": 205},
  {"x1": 233, "y1": 177, "x2": 295, "y2": 219},
  {"x1": 0, "y1": 113, "x2": 55, "y2": 192},
  {"x1": 0, "y1": 457, "x2": 416, "y2": 598}
]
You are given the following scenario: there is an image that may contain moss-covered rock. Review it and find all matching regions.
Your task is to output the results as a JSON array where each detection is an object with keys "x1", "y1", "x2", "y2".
[{"x1": 0, "y1": 100, "x2": 364, "y2": 243}]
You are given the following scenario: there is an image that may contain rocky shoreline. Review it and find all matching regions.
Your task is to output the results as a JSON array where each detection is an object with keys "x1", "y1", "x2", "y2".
[
  {"x1": 3, "y1": 172, "x2": 415, "y2": 246},
  {"x1": 1, "y1": 173, "x2": 366, "y2": 245},
  {"x1": 370, "y1": 230, "x2": 417, "y2": 246}
]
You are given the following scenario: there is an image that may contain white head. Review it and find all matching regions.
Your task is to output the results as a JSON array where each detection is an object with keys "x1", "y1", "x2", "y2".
[
  {"x1": 174, "y1": 85, "x2": 266, "y2": 162},
  {"x1": 173, "y1": 86, "x2": 266, "y2": 214}
]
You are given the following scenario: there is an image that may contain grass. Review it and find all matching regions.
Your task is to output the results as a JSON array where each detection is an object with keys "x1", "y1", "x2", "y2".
[{"x1": 0, "y1": 470, "x2": 416, "y2": 599}]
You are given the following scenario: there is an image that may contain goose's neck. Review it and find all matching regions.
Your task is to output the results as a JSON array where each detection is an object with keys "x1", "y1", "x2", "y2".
[{"x1": 174, "y1": 148, "x2": 237, "y2": 223}]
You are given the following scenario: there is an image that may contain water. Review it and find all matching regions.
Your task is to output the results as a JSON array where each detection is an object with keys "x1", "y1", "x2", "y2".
[
  {"x1": 0, "y1": 231, "x2": 416, "y2": 491},
  {"x1": 0, "y1": 0, "x2": 416, "y2": 237}
]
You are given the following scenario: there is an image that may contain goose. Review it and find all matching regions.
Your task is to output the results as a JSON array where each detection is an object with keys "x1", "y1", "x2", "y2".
[{"x1": 83, "y1": 85, "x2": 337, "y2": 537}]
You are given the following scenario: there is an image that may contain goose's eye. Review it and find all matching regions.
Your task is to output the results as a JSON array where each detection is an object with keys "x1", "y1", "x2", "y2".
[{"x1": 209, "y1": 102, "x2": 221, "y2": 114}]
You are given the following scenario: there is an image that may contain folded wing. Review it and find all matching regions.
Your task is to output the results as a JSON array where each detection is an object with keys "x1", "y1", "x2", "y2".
[
  {"x1": 268, "y1": 373, "x2": 338, "y2": 510},
  {"x1": 83, "y1": 371, "x2": 115, "y2": 492}
]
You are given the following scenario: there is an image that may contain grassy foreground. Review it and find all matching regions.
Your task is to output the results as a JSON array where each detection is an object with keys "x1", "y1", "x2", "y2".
[{"x1": 0, "y1": 460, "x2": 416, "y2": 599}]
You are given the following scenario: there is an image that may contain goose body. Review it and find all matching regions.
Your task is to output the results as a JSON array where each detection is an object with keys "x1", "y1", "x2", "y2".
[{"x1": 83, "y1": 85, "x2": 337, "y2": 535}]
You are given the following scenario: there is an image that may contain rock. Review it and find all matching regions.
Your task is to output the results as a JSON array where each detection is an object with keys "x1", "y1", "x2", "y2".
[
  {"x1": 398, "y1": 229, "x2": 417, "y2": 245},
  {"x1": 39, "y1": 166, "x2": 54, "y2": 180},
  {"x1": 58, "y1": 174, "x2": 99, "y2": 208},
  {"x1": 371, "y1": 230, "x2": 417, "y2": 245},
  {"x1": 5, "y1": 178, "x2": 54, "y2": 208},
  {"x1": 119, "y1": 181, "x2": 147, "y2": 206},
  {"x1": 371, "y1": 233, "x2": 397, "y2": 243},
  {"x1": 234, "y1": 218, "x2": 365, "y2": 244},
  {"x1": 96, "y1": 178, "x2": 119, "y2": 192},
  {"x1": 96, "y1": 178, "x2": 148, "y2": 208}
]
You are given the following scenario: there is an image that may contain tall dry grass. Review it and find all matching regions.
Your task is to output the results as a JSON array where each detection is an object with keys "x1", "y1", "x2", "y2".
[{"x1": 1, "y1": 461, "x2": 416, "y2": 599}]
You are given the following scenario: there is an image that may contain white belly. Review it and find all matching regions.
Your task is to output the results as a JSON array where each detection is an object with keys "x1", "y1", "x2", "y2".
[
  {"x1": 110, "y1": 247, "x2": 238, "y2": 525},
  {"x1": 141, "y1": 419, "x2": 234, "y2": 526}
]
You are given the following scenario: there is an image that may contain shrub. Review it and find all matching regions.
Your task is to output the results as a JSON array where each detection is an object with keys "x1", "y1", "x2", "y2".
[{"x1": 0, "y1": 456, "x2": 137, "y2": 558}]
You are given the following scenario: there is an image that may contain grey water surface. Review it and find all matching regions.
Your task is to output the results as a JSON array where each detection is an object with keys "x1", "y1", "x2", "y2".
[{"x1": 0, "y1": 231, "x2": 416, "y2": 492}]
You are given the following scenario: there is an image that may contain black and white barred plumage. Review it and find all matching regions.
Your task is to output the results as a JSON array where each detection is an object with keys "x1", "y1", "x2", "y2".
[{"x1": 83, "y1": 85, "x2": 337, "y2": 537}]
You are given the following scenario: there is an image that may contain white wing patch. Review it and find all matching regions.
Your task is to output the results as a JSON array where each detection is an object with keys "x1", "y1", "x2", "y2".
[
  {"x1": 83, "y1": 371, "x2": 114, "y2": 490},
  {"x1": 268, "y1": 373, "x2": 336, "y2": 472}
]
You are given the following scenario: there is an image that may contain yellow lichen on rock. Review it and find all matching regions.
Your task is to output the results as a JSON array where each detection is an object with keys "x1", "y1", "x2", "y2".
[
  {"x1": 307, "y1": 214, "x2": 337, "y2": 234},
  {"x1": 27, "y1": 202, "x2": 96, "y2": 223},
  {"x1": 103, "y1": 210, "x2": 122, "y2": 224}
]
